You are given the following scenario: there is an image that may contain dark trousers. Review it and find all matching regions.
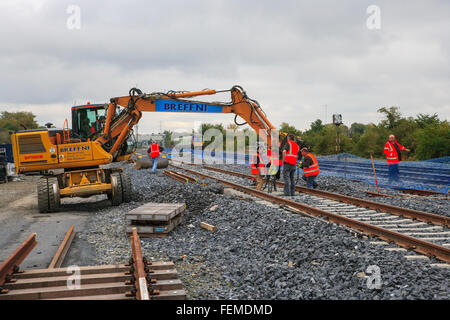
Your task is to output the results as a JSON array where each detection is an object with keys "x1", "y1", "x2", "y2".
[
  {"x1": 302, "y1": 175, "x2": 318, "y2": 189},
  {"x1": 388, "y1": 164, "x2": 400, "y2": 182},
  {"x1": 283, "y1": 163, "x2": 296, "y2": 196}
]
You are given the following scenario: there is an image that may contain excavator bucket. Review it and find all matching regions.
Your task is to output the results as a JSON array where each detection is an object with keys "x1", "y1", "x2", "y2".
[{"x1": 134, "y1": 157, "x2": 169, "y2": 170}]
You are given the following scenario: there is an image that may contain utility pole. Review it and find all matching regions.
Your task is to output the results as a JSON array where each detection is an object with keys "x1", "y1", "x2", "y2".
[
  {"x1": 333, "y1": 114, "x2": 343, "y2": 153},
  {"x1": 324, "y1": 104, "x2": 328, "y2": 124}
]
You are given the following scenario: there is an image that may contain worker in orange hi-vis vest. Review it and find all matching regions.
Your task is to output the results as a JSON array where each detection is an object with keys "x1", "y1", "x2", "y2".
[
  {"x1": 251, "y1": 146, "x2": 266, "y2": 190},
  {"x1": 300, "y1": 147, "x2": 320, "y2": 189},
  {"x1": 147, "y1": 140, "x2": 164, "y2": 173},
  {"x1": 282, "y1": 134, "x2": 299, "y2": 196},
  {"x1": 384, "y1": 134, "x2": 410, "y2": 183}
]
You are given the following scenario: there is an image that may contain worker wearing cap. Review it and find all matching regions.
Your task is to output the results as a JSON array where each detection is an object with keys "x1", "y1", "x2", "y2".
[
  {"x1": 384, "y1": 134, "x2": 410, "y2": 183},
  {"x1": 282, "y1": 134, "x2": 299, "y2": 196},
  {"x1": 300, "y1": 147, "x2": 320, "y2": 189},
  {"x1": 148, "y1": 141, "x2": 164, "y2": 173},
  {"x1": 251, "y1": 146, "x2": 266, "y2": 190}
]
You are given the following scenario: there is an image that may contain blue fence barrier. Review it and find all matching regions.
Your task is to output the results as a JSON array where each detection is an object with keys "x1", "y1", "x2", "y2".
[{"x1": 315, "y1": 153, "x2": 449, "y2": 194}]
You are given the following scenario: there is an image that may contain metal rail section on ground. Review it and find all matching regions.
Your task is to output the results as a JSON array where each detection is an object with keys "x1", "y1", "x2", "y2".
[
  {"x1": 48, "y1": 225, "x2": 76, "y2": 269},
  {"x1": 0, "y1": 229, "x2": 186, "y2": 300},
  {"x1": 129, "y1": 227, "x2": 150, "y2": 300},
  {"x1": 0, "y1": 233, "x2": 38, "y2": 293}
]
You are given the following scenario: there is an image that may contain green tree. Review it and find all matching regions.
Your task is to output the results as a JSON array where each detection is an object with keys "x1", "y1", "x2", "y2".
[
  {"x1": 0, "y1": 111, "x2": 39, "y2": 143},
  {"x1": 350, "y1": 122, "x2": 366, "y2": 137},
  {"x1": 378, "y1": 106, "x2": 402, "y2": 129},
  {"x1": 309, "y1": 119, "x2": 324, "y2": 133},
  {"x1": 352, "y1": 124, "x2": 388, "y2": 158},
  {"x1": 162, "y1": 130, "x2": 174, "y2": 148},
  {"x1": 280, "y1": 122, "x2": 302, "y2": 137},
  {"x1": 349, "y1": 122, "x2": 367, "y2": 144},
  {"x1": 415, "y1": 121, "x2": 450, "y2": 160},
  {"x1": 0, "y1": 111, "x2": 39, "y2": 131},
  {"x1": 415, "y1": 113, "x2": 440, "y2": 129}
]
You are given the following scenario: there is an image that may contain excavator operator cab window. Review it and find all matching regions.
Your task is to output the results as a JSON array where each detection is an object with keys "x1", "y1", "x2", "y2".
[{"x1": 71, "y1": 104, "x2": 106, "y2": 140}]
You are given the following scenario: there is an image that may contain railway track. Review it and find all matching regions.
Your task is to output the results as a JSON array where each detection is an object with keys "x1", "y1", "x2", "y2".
[
  {"x1": 167, "y1": 163, "x2": 450, "y2": 265},
  {"x1": 0, "y1": 228, "x2": 186, "y2": 300}
]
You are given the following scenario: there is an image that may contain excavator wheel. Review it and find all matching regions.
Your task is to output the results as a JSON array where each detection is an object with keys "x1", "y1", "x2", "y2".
[
  {"x1": 120, "y1": 171, "x2": 132, "y2": 203},
  {"x1": 110, "y1": 172, "x2": 123, "y2": 206},
  {"x1": 37, "y1": 177, "x2": 61, "y2": 213}
]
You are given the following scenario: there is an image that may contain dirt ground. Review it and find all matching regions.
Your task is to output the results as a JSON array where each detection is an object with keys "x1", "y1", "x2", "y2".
[{"x1": 0, "y1": 175, "x2": 104, "y2": 269}]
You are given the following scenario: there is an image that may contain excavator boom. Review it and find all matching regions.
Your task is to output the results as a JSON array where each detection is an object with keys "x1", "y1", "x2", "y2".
[{"x1": 97, "y1": 86, "x2": 276, "y2": 158}]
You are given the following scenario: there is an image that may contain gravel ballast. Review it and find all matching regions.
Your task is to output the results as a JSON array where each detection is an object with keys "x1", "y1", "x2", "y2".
[{"x1": 77, "y1": 163, "x2": 449, "y2": 300}]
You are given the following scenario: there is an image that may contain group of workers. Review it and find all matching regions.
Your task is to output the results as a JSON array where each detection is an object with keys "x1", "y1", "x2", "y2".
[
  {"x1": 146, "y1": 131, "x2": 409, "y2": 187},
  {"x1": 251, "y1": 133, "x2": 320, "y2": 196},
  {"x1": 251, "y1": 133, "x2": 410, "y2": 195}
]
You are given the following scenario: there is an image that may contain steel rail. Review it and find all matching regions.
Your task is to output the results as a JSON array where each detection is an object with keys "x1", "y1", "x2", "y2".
[
  {"x1": 163, "y1": 170, "x2": 197, "y2": 184},
  {"x1": 199, "y1": 165, "x2": 449, "y2": 227},
  {"x1": 0, "y1": 233, "x2": 38, "y2": 292},
  {"x1": 163, "y1": 170, "x2": 187, "y2": 183},
  {"x1": 48, "y1": 225, "x2": 76, "y2": 269},
  {"x1": 172, "y1": 170, "x2": 198, "y2": 183},
  {"x1": 168, "y1": 166, "x2": 450, "y2": 263},
  {"x1": 130, "y1": 228, "x2": 150, "y2": 300}
]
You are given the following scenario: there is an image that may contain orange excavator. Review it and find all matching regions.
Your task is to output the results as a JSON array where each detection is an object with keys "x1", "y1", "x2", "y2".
[{"x1": 10, "y1": 86, "x2": 276, "y2": 213}]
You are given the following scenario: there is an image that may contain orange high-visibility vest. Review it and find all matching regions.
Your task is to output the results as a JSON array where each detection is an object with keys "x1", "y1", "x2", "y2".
[
  {"x1": 303, "y1": 153, "x2": 320, "y2": 177},
  {"x1": 150, "y1": 143, "x2": 160, "y2": 158},
  {"x1": 267, "y1": 147, "x2": 282, "y2": 166},
  {"x1": 251, "y1": 153, "x2": 266, "y2": 175},
  {"x1": 284, "y1": 141, "x2": 299, "y2": 165},
  {"x1": 383, "y1": 141, "x2": 404, "y2": 164}
]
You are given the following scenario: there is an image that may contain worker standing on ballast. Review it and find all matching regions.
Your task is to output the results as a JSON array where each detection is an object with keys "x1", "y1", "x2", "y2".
[
  {"x1": 251, "y1": 146, "x2": 266, "y2": 190},
  {"x1": 384, "y1": 134, "x2": 410, "y2": 183},
  {"x1": 300, "y1": 147, "x2": 320, "y2": 189},
  {"x1": 282, "y1": 134, "x2": 299, "y2": 196},
  {"x1": 148, "y1": 140, "x2": 164, "y2": 173}
]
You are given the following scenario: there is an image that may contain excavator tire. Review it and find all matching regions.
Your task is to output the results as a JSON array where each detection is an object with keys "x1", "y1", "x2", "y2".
[
  {"x1": 120, "y1": 171, "x2": 132, "y2": 203},
  {"x1": 110, "y1": 172, "x2": 123, "y2": 206},
  {"x1": 37, "y1": 177, "x2": 60, "y2": 213}
]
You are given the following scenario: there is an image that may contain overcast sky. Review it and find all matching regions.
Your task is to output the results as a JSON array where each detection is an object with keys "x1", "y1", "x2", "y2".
[{"x1": 0, "y1": 0, "x2": 449, "y2": 133}]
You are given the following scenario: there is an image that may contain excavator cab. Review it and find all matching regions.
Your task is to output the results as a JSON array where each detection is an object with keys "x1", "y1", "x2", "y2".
[{"x1": 71, "y1": 103, "x2": 106, "y2": 140}]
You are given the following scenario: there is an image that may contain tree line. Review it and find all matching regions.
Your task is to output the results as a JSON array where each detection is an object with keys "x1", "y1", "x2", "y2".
[
  {"x1": 280, "y1": 107, "x2": 449, "y2": 161},
  {"x1": 191, "y1": 107, "x2": 449, "y2": 161}
]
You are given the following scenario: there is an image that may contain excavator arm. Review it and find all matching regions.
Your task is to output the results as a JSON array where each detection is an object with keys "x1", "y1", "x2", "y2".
[{"x1": 96, "y1": 86, "x2": 276, "y2": 159}]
